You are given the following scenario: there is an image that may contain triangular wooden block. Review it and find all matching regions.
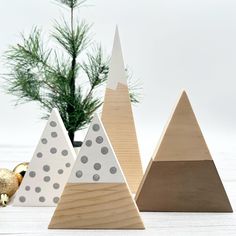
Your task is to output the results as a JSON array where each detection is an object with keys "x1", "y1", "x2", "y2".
[
  {"x1": 14, "y1": 108, "x2": 76, "y2": 206},
  {"x1": 101, "y1": 27, "x2": 143, "y2": 193},
  {"x1": 49, "y1": 114, "x2": 144, "y2": 229},
  {"x1": 135, "y1": 91, "x2": 233, "y2": 212}
]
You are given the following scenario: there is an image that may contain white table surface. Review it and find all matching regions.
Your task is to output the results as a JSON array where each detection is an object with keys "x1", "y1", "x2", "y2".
[{"x1": 0, "y1": 146, "x2": 236, "y2": 236}]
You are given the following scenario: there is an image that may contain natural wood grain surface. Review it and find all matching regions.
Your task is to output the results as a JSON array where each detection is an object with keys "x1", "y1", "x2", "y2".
[
  {"x1": 153, "y1": 91, "x2": 212, "y2": 161},
  {"x1": 1, "y1": 147, "x2": 236, "y2": 235},
  {"x1": 136, "y1": 160, "x2": 232, "y2": 212},
  {"x1": 102, "y1": 83, "x2": 143, "y2": 193},
  {"x1": 49, "y1": 183, "x2": 144, "y2": 229},
  {"x1": 136, "y1": 91, "x2": 232, "y2": 212}
]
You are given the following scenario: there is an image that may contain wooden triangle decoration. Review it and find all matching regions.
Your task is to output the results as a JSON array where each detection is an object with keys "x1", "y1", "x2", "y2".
[
  {"x1": 13, "y1": 108, "x2": 76, "y2": 206},
  {"x1": 49, "y1": 114, "x2": 144, "y2": 229},
  {"x1": 101, "y1": 26, "x2": 143, "y2": 193},
  {"x1": 135, "y1": 91, "x2": 233, "y2": 212}
]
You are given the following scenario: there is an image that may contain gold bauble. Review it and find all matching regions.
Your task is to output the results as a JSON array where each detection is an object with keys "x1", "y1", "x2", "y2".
[
  {"x1": 0, "y1": 168, "x2": 19, "y2": 206},
  {"x1": 13, "y1": 162, "x2": 29, "y2": 184}
]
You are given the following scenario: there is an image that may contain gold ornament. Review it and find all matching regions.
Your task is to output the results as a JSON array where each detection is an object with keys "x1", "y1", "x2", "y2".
[
  {"x1": 13, "y1": 162, "x2": 29, "y2": 184},
  {"x1": 0, "y1": 168, "x2": 19, "y2": 207}
]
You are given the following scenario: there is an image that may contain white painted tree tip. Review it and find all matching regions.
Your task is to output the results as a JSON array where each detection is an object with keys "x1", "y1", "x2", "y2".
[
  {"x1": 68, "y1": 113, "x2": 125, "y2": 183},
  {"x1": 106, "y1": 26, "x2": 127, "y2": 90}
]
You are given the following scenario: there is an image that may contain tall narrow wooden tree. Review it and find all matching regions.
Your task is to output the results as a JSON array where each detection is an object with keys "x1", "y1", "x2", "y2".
[{"x1": 102, "y1": 27, "x2": 143, "y2": 193}]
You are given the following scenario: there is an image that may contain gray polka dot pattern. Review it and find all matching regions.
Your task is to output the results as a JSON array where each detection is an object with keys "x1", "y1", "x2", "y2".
[
  {"x1": 94, "y1": 163, "x2": 101, "y2": 170},
  {"x1": 53, "y1": 183, "x2": 60, "y2": 189},
  {"x1": 101, "y1": 147, "x2": 109, "y2": 155},
  {"x1": 35, "y1": 187, "x2": 41, "y2": 193},
  {"x1": 44, "y1": 176, "x2": 50, "y2": 182},
  {"x1": 81, "y1": 156, "x2": 88, "y2": 164},
  {"x1": 70, "y1": 116, "x2": 125, "y2": 183},
  {"x1": 50, "y1": 147, "x2": 57, "y2": 154},
  {"x1": 93, "y1": 124, "x2": 100, "y2": 131},
  {"x1": 39, "y1": 196, "x2": 45, "y2": 202},
  {"x1": 37, "y1": 152, "x2": 43, "y2": 158},
  {"x1": 110, "y1": 167, "x2": 117, "y2": 174},
  {"x1": 85, "y1": 140, "x2": 92, "y2": 147},
  {"x1": 51, "y1": 132, "x2": 58, "y2": 138},
  {"x1": 65, "y1": 163, "x2": 71, "y2": 168},
  {"x1": 53, "y1": 197, "x2": 59, "y2": 203},
  {"x1": 76, "y1": 170, "x2": 83, "y2": 178},
  {"x1": 41, "y1": 138, "x2": 47, "y2": 144},
  {"x1": 16, "y1": 110, "x2": 75, "y2": 206},
  {"x1": 93, "y1": 174, "x2": 100, "y2": 181},
  {"x1": 19, "y1": 196, "x2": 26, "y2": 202},
  {"x1": 29, "y1": 171, "x2": 36, "y2": 178},
  {"x1": 61, "y1": 150, "x2": 68, "y2": 156},
  {"x1": 50, "y1": 121, "x2": 57, "y2": 127},
  {"x1": 96, "y1": 136, "x2": 103, "y2": 144},
  {"x1": 58, "y1": 169, "x2": 63, "y2": 174},
  {"x1": 25, "y1": 186, "x2": 30, "y2": 191},
  {"x1": 43, "y1": 165, "x2": 50, "y2": 172}
]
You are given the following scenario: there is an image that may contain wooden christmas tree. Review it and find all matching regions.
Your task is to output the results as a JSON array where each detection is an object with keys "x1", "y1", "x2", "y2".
[
  {"x1": 135, "y1": 91, "x2": 232, "y2": 212},
  {"x1": 102, "y1": 27, "x2": 143, "y2": 193},
  {"x1": 49, "y1": 114, "x2": 144, "y2": 229},
  {"x1": 14, "y1": 108, "x2": 76, "y2": 206}
]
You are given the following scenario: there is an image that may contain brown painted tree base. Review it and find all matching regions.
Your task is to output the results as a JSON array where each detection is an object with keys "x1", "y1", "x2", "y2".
[
  {"x1": 135, "y1": 160, "x2": 233, "y2": 212},
  {"x1": 49, "y1": 183, "x2": 144, "y2": 229}
]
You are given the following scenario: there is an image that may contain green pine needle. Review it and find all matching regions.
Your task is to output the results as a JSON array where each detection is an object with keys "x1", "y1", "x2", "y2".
[{"x1": 2, "y1": 0, "x2": 142, "y2": 143}]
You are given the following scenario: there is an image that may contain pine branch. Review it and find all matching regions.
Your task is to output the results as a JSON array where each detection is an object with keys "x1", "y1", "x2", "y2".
[
  {"x1": 55, "y1": 0, "x2": 87, "y2": 9},
  {"x1": 2, "y1": 0, "x2": 142, "y2": 144},
  {"x1": 126, "y1": 69, "x2": 143, "y2": 104},
  {"x1": 3, "y1": 28, "x2": 69, "y2": 107},
  {"x1": 81, "y1": 45, "x2": 109, "y2": 89},
  {"x1": 52, "y1": 19, "x2": 91, "y2": 57}
]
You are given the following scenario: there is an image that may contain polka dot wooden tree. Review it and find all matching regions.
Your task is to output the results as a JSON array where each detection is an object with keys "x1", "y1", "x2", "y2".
[
  {"x1": 13, "y1": 108, "x2": 76, "y2": 206},
  {"x1": 48, "y1": 114, "x2": 144, "y2": 229}
]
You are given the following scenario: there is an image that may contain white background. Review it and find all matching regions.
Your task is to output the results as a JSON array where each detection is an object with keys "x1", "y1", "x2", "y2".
[{"x1": 1, "y1": 0, "x2": 236, "y2": 169}]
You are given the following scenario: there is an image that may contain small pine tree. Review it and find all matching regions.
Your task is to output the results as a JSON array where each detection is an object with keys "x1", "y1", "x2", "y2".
[{"x1": 3, "y1": 0, "x2": 141, "y2": 145}]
